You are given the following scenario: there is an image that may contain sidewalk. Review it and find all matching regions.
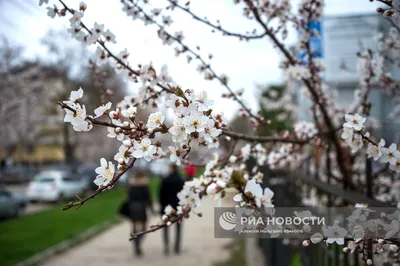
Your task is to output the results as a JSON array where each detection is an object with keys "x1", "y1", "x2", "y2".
[{"x1": 42, "y1": 197, "x2": 232, "y2": 266}]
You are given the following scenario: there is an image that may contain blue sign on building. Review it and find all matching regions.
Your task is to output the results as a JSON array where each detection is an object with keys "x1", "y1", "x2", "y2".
[{"x1": 299, "y1": 20, "x2": 323, "y2": 62}]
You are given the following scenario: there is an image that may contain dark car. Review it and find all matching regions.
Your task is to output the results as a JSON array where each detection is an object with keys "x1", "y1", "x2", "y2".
[{"x1": 0, "y1": 186, "x2": 26, "y2": 219}]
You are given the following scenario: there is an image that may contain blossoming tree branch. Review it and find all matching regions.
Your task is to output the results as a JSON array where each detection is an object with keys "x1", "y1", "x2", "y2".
[{"x1": 39, "y1": 0, "x2": 400, "y2": 264}]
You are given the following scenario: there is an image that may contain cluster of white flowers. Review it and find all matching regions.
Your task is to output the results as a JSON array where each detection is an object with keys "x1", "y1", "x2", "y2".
[
  {"x1": 240, "y1": 143, "x2": 267, "y2": 166},
  {"x1": 161, "y1": 153, "x2": 275, "y2": 219},
  {"x1": 63, "y1": 88, "x2": 93, "y2": 132},
  {"x1": 47, "y1": 1, "x2": 117, "y2": 47},
  {"x1": 268, "y1": 143, "x2": 304, "y2": 170},
  {"x1": 233, "y1": 179, "x2": 274, "y2": 208},
  {"x1": 286, "y1": 65, "x2": 311, "y2": 81},
  {"x1": 166, "y1": 90, "x2": 224, "y2": 165},
  {"x1": 341, "y1": 113, "x2": 400, "y2": 173},
  {"x1": 294, "y1": 121, "x2": 317, "y2": 139},
  {"x1": 357, "y1": 52, "x2": 384, "y2": 84}
]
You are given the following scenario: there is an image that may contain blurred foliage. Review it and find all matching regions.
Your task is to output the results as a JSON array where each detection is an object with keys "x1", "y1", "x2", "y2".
[{"x1": 258, "y1": 84, "x2": 293, "y2": 136}]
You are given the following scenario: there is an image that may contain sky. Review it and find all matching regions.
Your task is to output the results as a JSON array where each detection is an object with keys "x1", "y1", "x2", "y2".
[{"x1": 0, "y1": 0, "x2": 383, "y2": 119}]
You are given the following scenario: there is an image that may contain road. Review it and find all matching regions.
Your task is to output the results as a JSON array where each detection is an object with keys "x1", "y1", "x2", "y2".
[{"x1": 5, "y1": 183, "x2": 52, "y2": 215}]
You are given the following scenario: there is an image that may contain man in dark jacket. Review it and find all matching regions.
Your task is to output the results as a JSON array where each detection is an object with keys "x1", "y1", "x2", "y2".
[{"x1": 159, "y1": 164, "x2": 184, "y2": 255}]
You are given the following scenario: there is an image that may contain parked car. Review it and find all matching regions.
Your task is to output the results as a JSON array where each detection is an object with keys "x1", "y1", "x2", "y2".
[
  {"x1": 0, "y1": 186, "x2": 26, "y2": 219},
  {"x1": 76, "y1": 163, "x2": 98, "y2": 192},
  {"x1": 26, "y1": 170, "x2": 86, "y2": 202}
]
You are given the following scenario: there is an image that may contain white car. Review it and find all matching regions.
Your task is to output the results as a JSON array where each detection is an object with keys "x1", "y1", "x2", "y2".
[{"x1": 27, "y1": 170, "x2": 86, "y2": 202}]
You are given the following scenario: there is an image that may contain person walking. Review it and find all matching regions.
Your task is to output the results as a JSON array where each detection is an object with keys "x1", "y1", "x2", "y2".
[
  {"x1": 127, "y1": 170, "x2": 153, "y2": 256},
  {"x1": 159, "y1": 164, "x2": 185, "y2": 255}
]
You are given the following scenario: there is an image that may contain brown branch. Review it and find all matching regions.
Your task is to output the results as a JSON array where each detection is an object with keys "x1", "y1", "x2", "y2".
[
  {"x1": 62, "y1": 159, "x2": 137, "y2": 210},
  {"x1": 222, "y1": 130, "x2": 309, "y2": 144},
  {"x1": 125, "y1": 0, "x2": 266, "y2": 126},
  {"x1": 58, "y1": 0, "x2": 174, "y2": 98},
  {"x1": 167, "y1": 0, "x2": 267, "y2": 40},
  {"x1": 244, "y1": 1, "x2": 353, "y2": 189},
  {"x1": 129, "y1": 215, "x2": 183, "y2": 240}
]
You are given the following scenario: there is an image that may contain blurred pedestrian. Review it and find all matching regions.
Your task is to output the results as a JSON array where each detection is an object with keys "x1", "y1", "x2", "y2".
[
  {"x1": 159, "y1": 164, "x2": 184, "y2": 255},
  {"x1": 184, "y1": 163, "x2": 197, "y2": 181},
  {"x1": 127, "y1": 169, "x2": 153, "y2": 256}
]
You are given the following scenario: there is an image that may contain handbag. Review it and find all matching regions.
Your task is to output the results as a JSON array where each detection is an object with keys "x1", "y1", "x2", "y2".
[{"x1": 118, "y1": 200, "x2": 130, "y2": 218}]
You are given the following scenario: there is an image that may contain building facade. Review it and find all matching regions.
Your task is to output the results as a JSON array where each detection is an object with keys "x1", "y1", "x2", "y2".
[{"x1": 298, "y1": 13, "x2": 399, "y2": 142}]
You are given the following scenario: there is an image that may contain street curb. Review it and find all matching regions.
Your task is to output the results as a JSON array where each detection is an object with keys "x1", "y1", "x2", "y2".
[{"x1": 14, "y1": 218, "x2": 122, "y2": 266}]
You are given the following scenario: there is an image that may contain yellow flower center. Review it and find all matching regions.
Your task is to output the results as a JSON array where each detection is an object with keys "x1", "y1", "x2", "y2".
[{"x1": 104, "y1": 168, "x2": 112, "y2": 180}]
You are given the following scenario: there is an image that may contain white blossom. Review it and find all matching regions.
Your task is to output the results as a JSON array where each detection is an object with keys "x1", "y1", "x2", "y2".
[
  {"x1": 94, "y1": 102, "x2": 112, "y2": 118},
  {"x1": 114, "y1": 144, "x2": 132, "y2": 164},
  {"x1": 194, "y1": 91, "x2": 214, "y2": 111},
  {"x1": 96, "y1": 47, "x2": 108, "y2": 65},
  {"x1": 367, "y1": 139, "x2": 385, "y2": 161},
  {"x1": 168, "y1": 146, "x2": 183, "y2": 165},
  {"x1": 69, "y1": 11, "x2": 83, "y2": 25},
  {"x1": 107, "y1": 127, "x2": 124, "y2": 141},
  {"x1": 381, "y1": 143, "x2": 400, "y2": 166},
  {"x1": 47, "y1": 5, "x2": 58, "y2": 18},
  {"x1": 79, "y1": 1, "x2": 87, "y2": 11},
  {"x1": 349, "y1": 134, "x2": 364, "y2": 153},
  {"x1": 201, "y1": 119, "x2": 221, "y2": 143},
  {"x1": 168, "y1": 118, "x2": 187, "y2": 143},
  {"x1": 341, "y1": 127, "x2": 354, "y2": 143},
  {"x1": 132, "y1": 138, "x2": 156, "y2": 162},
  {"x1": 343, "y1": 113, "x2": 366, "y2": 131},
  {"x1": 233, "y1": 179, "x2": 263, "y2": 207},
  {"x1": 162, "y1": 15, "x2": 173, "y2": 26},
  {"x1": 164, "y1": 205, "x2": 175, "y2": 216},
  {"x1": 63, "y1": 104, "x2": 92, "y2": 132},
  {"x1": 294, "y1": 121, "x2": 317, "y2": 139},
  {"x1": 94, "y1": 158, "x2": 115, "y2": 187},
  {"x1": 146, "y1": 112, "x2": 164, "y2": 129},
  {"x1": 322, "y1": 221, "x2": 347, "y2": 245},
  {"x1": 287, "y1": 65, "x2": 311, "y2": 81},
  {"x1": 183, "y1": 115, "x2": 209, "y2": 134},
  {"x1": 121, "y1": 106, "x2": 137, "y2": 118},
  {"x1": 103, "y1": 29, "x2": 117, "y2": 44}
]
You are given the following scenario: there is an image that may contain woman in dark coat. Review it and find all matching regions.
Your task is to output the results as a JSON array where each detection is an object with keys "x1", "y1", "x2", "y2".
[
  {"x1": 159, "y1": 164, "x2": 184, "y2": 255},
  {"x1": 128, "y1": 170, "x2": 153, "y2": 256}
]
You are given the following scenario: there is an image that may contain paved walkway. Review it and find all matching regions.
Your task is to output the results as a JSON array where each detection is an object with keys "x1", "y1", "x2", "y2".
[{"x1": 42, "y1": 197, "x2": 232, "y2": 266}]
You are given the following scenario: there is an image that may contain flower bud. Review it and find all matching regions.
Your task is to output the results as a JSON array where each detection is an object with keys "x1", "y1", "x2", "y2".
[
  {"x1": 378, "y1": 239, "x2": 384, "y2": 244},
  {"x1": 390, "y1": 245, "x2": 399, "y2": 253},
  {"x1": 366, "y1": 259, "x2": 372, "y2": 265},
  {"x1": 302, "y1": 240, "x2": 310, "y2": 247},
  {"x1": 162, "y1": 215, "x2": 169, "y2": 222},
  {"x1": 343, "y1": 247, "x2": 350, "y2": 253},
  {"x1": 167, "y1": 221, "x2": 172, "y2": 226},
  {"x1": 116, "y1": 127, "x2": 122, "y2": 133},
  {"x1": 310, "y1": 233, "x2": 323, "y2": 244},
  {"x1": 206, "y1": 183, "x2": 217, "y2": 195},
  {"x1": 122, "y1": 140, "x2": 132, "y2": 147},
  {"x1": 118, "y1": 158, "x2": 125, "y2": 165}
]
